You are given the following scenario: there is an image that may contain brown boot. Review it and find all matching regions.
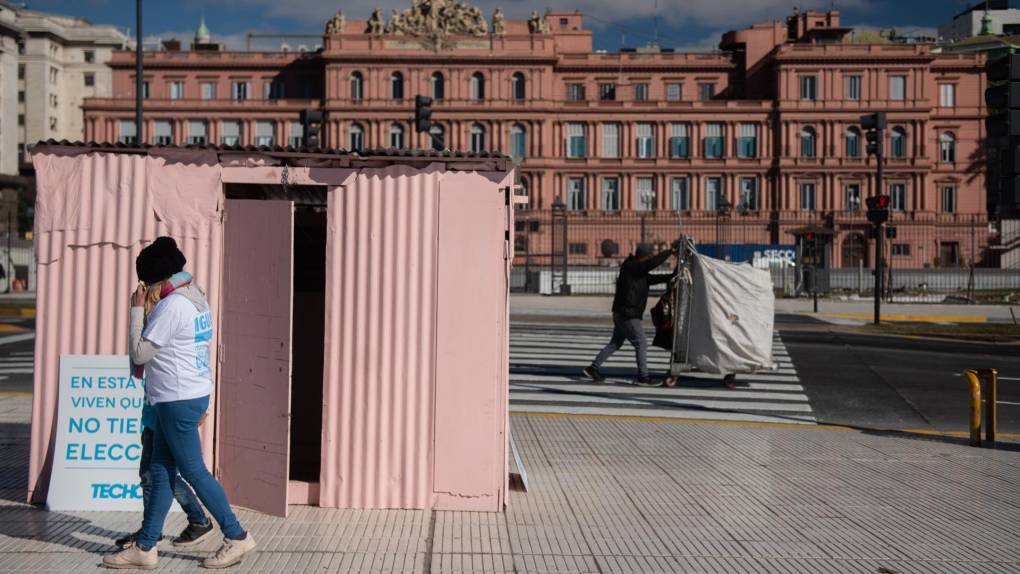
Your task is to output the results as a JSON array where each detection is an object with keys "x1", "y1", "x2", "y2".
[{"x1": 102, "y1": 544, "x2": 158, "y2": 570}]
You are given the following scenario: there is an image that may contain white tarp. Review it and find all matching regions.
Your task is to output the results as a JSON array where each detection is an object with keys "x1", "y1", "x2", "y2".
[{"x1": 688, "y1": 253, "x2": 775, "y2": 374}]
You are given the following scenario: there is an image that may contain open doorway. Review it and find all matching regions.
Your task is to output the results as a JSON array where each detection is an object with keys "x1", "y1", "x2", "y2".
[{"x1": 218, "y1": 184, "x2": 327, "y2": 516}]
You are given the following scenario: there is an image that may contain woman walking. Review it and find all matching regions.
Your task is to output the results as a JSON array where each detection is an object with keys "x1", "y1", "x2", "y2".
[{"x1": 104, "y1": 237, "x2": 256, "y2": 570}]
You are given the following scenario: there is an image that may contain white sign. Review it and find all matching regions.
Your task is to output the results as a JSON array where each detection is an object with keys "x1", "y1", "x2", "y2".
[{"x1": 47, "y1": 355, "x2": 146, "y2": 511}]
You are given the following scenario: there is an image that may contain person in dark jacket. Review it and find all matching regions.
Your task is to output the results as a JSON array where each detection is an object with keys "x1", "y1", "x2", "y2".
[{"x1": 585, "y1": 243, "x2": 675, "y2": 386}]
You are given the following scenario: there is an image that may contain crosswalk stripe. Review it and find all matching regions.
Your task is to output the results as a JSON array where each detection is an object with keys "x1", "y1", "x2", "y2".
[
  {"x1": 510, "y1": 382, "x2": 810, "y2": 402},
  {"x1": 511, "y1": 391, "x2": 813, "y2": 413},
  {"x1": 508, "y1": 373, "x2": 805, "y2": 390},
  {"x1": 0, "y1": 368, "x2": 33, "y2": 374},
  {"x1": 511, "y1": 404, "x2": 817, "y2": 424}
]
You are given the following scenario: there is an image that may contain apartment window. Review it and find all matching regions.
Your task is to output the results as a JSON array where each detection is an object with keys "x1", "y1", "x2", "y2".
[
  {"x1": 566, "y1": 123, "x2": 586, "y2": 158},
  {"x1": 391, "y1": 72, "x2": 404, "y2": 100},
  {"x1": 567, "y1": 177, "x2": 587, "y2": 210},
  {"x1": 705, "y1": 177, "x2": 723, "y2": 211},
  {"x1": 635, "y1": 178, "x2": 656, "y2": 210},
  {"x1": 231, "y1": 81, "x2": 250, "y2": 101},
  {"x1": 891, "y1": 127, "x2": 906, "y2": 158},
  {"x1": 846, "y1": 127, "x2": 861, "y2": 158},
  {"x1": 221, "y1": 121, "x2": 241, "y2": 146},
  {"x1": 890, "y1": 182, "x2": 906, "y2": 211},
  {"x1": 940, "y1": 132, "x2": 956, "y2": 163},
  {"x1": 17, "y1": 91, "x2": 24, "y2": 103},
  {"x1": 118, "y1": 119, "x2": 137, "y2": 144},
  {"x1": 940, "y1": 84, "x2": 956, "y2": 108},
  {"x1": 49, "y1": 66, "x2": 57, "y2": 85},
  {"x1": 845, "y1": 75, "x2": 861, "y2": 101},
  {"x1": 738, "y1": 123, "x2": 757, "y2": 158},
  {"x1": 186, "y1": 120, "x2": 208, "y2": 145},
  {"x1": 636, "y1": 123, "x2": 655, "y2": 158},
  {"x1": 699, "y1": 82, "x2": 716, "y2": 101},
  {"x1": 84, "y1": 73, "x2": 95, "y2": 87},
  {"x1": 704, "y1": 123, "x2": 724, "y2": 159},
  {"x1": 602, "y1": 177, "x2": 620, "y2": 211},
  {"x1": 351, "y1": 72, "x2": 364, "y2": 101},
  {"x1": 511, "y1": 72, "x2": 526, "y2": 101},
  {"x1": 153, "y1": 120, "x2": 174, "y2": 145},
  {"x1": 510, "y1": 124, "x2": 526, "y2": 160},
  {"x1": 430, "y1": 71, "x2": 444, "y2": 100},
  {"x1": 142, "y1": 81, "x2": 150, "y2": 99},
  {"x1": 567, "y1": 83, "x2": 585, "y2": 101},
  {"x1": 470, "y1": 124, "x2": 486, "y2": 153},
  {"x1": 470, "y1": 72, "x2": 485, "y2": 100},
  {"x1": 800, "y1": 75, "x2": 818, "y2": 101},
  {"x1": 255, "y1": 121, "x2": 275, "y2": 146},
  {"x1": 666, "y1": 83, "x2": 682, "y2": 102},
  {"x1": 889, "y1": 75, "x2": 906, "y2": 101},
  {"x1": 601, "y1": 123, "x2": 619, "y2": 158},
  {"x1": 201, "y1": 82, "x2": 216, "y2": 100},
  {"x1": 892, "y1": 244, "x2": 911, "y2": 256},
  {"x1": 389, "y1": 123, "x2": 405, "y2": 148},
  {"x1": 349, "y1": 123, "x2": 364, "y2": 151},
  {"x1": 599, "y1": 83, "x2": 616, "y2": 101},
  {"x1": 739, "y1": 177, "x2": 759, "y2": 211},
  {"x1": 289, "y1": 121, "x2": 304, "y2": 147},
  {"x1": 670, "y1": 123, "x2": 690, "y2": 158},
  {"x1": 800, "y1": 126, "x2": 817, "y2": 158},
  {"x1": 800, "y1": 182, "x2": 817, "y2": 211},
  {"x1": 17, "y1": 64, "x2": 23, "y2": 80},
  {"x1": 671, "y1": 177, "x2": 690, "y2": 211},
  {"x1": 84, "y1": 50, "x2": 95, "y2": 63},
  {"x1": 634, "y1": 83, "x2": 649, "y2": 102},
  {"x1": 169, "y1": 81, "x2": 184, "y2": 100},
  {"x1": 941, "y1": 186, "x2": 956, "y2": 213},
  {"x1": 17, "y1": 114, "x2": 24, "y2": 126},
  {"x1": 845, "y1": 183, "x2": 862, "y2": 212},
  {"x1": 49, "y1": 117, "x2": 57, "y2": 130}
]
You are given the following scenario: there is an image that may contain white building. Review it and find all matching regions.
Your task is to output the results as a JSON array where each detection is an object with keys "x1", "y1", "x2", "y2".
[
  {"x1": 15, "y1": 8, "x2": 128, "y2": 163},
  {"x1": 0, "y1": 1, "x2": 20, "y2": 178},
  {"x1": 939, "y1": 0, "x2": 1020, "y2": 42}
]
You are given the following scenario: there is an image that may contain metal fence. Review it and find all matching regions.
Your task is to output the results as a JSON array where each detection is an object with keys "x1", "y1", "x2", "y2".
[
  {"x1": 0, "y1": 235, "x2": 35, "y2": 294},
  {"x1": 511, "y1": 209, "x2": 1020, "y2": 301}
]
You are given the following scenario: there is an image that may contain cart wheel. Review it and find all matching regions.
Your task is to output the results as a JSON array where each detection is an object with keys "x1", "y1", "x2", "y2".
[
  {"x1": 723, "y1": 374, "x2": 737, "y2": 389},
  {"x1": 662, "y1": 376, "x2": 678, "y2": 388}
]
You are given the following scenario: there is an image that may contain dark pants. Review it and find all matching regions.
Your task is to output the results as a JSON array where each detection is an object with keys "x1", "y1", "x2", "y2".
[
  {"x1": 138, "y1": 396, "x2": 245, "y2": 550},
  {"x1": 592, "y1": 313, "x2": 649, "y2": 378},
  {"x1": 139, "y1": 427, "x2": 207, "y2": 527}
]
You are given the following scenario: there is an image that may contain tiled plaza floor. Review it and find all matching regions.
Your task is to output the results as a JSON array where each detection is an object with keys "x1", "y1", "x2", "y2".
[{"x1": 2, "y1": 393, "x2": 1019, "y2": 573}]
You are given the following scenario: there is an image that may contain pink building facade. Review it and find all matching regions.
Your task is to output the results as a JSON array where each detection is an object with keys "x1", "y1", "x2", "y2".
[{"x1": 82, "y1": 4, "x2": 989, "y2": 268}]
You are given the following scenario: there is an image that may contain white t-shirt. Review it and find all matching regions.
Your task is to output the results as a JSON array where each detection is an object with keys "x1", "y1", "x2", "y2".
[{"x1": 142, "y1": 293, "x2": 214, "y2": 403}]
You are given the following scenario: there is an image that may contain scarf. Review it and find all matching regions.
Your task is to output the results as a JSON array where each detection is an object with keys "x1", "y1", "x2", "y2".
[{"x1": 132, "y1": 272, "x2": 194, "y2": 379}]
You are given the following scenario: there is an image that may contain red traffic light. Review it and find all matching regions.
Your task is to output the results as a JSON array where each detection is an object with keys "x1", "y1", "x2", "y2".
[
  {"x1": 876, "y1": 194, "x2": 890, "y2": 209},
  {"x1": 805, "y1": 232, "x2": 815, "y2": 241}
]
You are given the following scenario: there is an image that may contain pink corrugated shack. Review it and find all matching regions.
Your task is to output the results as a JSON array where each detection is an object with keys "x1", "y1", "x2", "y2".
[{"x1": 28, "y1": 142, "x2": 518, "y2": 516}]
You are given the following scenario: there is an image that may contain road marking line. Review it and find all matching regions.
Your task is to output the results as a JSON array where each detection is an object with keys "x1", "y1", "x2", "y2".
[
  {"x1": 511, "y1": 392, "x2": 813, "y2": 412},
  {"x1": 0, "y1": 391, "x2": 32, "y2": 397},
  {"x1": 0, "y1": 333, "x2": 35, "y2": 346},
  {"x1": 510, "y1": 383, "x2": 810, "y2": 402},
  {"x1": 510, "y1": 404, "x2": 816, "y2": 424},
  {"x1": 812, "y1": 312, "x2": 988, "y2": 323}
]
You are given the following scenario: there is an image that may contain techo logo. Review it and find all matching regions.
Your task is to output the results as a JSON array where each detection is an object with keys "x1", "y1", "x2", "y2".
[{"x1": 91, "y1": 483, "x2": 143, "y2": 499}]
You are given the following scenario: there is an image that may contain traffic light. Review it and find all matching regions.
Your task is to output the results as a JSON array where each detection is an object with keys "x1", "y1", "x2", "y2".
[
  {"x1": 414, "y1": 95, "x2": 433, "y2": 133},
  {"x1": 861, "y1": 112, "x2": 886, "y2": 157},
  {"x1": 866, "y1": 194, "x2": 890, "y2": 225},
  {"x1": 299, "y1": 109, "x2": 323, "y2": 147}
]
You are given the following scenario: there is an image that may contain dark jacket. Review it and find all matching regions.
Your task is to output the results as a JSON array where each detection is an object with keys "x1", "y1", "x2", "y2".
[{"x1": 611, "y1": 250, "x2": 673, "y2": 320}]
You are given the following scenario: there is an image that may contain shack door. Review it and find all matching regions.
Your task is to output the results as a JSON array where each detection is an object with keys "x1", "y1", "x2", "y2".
[{"x1": 217, "y1": 199, "x2": 294, "y2": 517}]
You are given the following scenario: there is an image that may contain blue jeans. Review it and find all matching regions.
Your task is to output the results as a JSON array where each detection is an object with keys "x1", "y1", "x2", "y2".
[
  {"x1": 138, "y1": 395, "x2": 246, "y2": 550},
  {"x1": 139, "y1": 427, "x2": 207, "y2": 527}
]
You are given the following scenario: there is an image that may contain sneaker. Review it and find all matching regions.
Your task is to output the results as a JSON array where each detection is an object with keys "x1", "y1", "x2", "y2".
[
  {"x1": 203, "y1": 533, "x2": 256, "y2": 569},
  {"x1": 722, "y1": 374, "x2": 737, "y2": 389},
  {"x1": 102, "y1": 544, "x2": 158, "y2": 570},
  {"x1": 114, "y1": 529, "x2": 140, "y2": 549},
  {"x1": 634, "y1": 376, "x2": 661, "y2": 387},
  {"x1": 173, "y1": 520, "x2": 215, "y2": 548},
  {"x1": 583, "y1": 366, "x2": 606, "y2": 382}
]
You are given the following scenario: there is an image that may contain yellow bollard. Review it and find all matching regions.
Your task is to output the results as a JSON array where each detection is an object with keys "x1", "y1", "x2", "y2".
[
  {"x1": 979, "y1": 368, "x2": 998, "y2": 445},
  {"x1": 963, "y1": 370, "x2": 982, "y2": 447}
]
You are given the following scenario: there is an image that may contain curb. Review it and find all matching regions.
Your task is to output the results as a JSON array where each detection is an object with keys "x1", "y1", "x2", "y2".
[{"x1": 807, "y1": 312, "x2": 988, "y2": 323}]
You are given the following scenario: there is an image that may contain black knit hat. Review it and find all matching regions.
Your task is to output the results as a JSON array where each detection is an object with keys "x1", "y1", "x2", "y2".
[
  {"x1": 136, "y1": 237, "x2": 187, "y2": 284},
  {"x1": 635, "y1": 243, "x2": 654, "y2": 258}
]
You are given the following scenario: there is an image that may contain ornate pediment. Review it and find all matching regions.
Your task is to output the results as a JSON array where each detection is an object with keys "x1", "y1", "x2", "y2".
[{"x1": 382, "y1": 0, "x2": 491, "y2": 50}]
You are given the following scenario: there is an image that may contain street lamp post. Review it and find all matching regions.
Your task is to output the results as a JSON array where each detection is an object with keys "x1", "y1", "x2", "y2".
[
  {"x1": 715, "y1": 195, "x2": 732, "y2": 260},
  {"x1": 135, "y1": 0, "x2": 143, "y2": 141}
]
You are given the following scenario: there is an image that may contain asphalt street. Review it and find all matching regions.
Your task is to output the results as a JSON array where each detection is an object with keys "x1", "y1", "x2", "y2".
[
  {"x1": 0, "y1": 318, "x2": 34, "y2": 395},
  {"x1": 777, "y1": 314, "x2": 1020, "y2": 434}
]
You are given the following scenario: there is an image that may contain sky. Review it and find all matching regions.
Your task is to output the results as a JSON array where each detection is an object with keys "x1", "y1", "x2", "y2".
[{"x1": 17, "y1": 0, "x2": 993, "y2": 52}]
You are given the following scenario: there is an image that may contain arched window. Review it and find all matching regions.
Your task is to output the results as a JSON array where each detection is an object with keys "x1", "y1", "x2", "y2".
[
  {"x1": 470, "y1": 123, "x2": 486, "y2": 153},
  {"x1": 390, "y1": 71, "x2": 404, "y2": 100},
  {"x1": 940, "y1": 131, "x2": 956, "y2": 163},
  {"x1": 350, "y1": 72, "x2": 364, "y2": 101},
  {"x1": 845, "y1": 127, "x2": 861, "y2": 158},
  {"x1": 429, "y1": 124, "x2": 445, "y2": 150},
  {"x1": 389, "y1": 123, "x2": 405, "y2": 149},
  {"x1": 349, "y1": 123, "x2": 364, "y2": 151},
  {"x1": 800, "y1": 126, "x2": 817, "y2": 158},
  {"x1": 431, "y1": 71, "x2": 445, "y2": 100},
  {"x1": 891, "y1": 127, "x2": 907, "y2": 158},
  {"x1": 510, "y1": 123, "x2": 526, "y2": 159},
  {"x1": 511, "y1": 72, "x2": 526, "y2": 101},
  {"x1": 470, "y1": 72, "x2": 485, "y2": 100}
]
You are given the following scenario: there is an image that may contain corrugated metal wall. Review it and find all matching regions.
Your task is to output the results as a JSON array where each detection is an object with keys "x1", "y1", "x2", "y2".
[
  {"x1": 319, "y1": 166, "x2": 441, "y2": 509},
  {"x1": 29, "y1": 150, "x2": 223, "y2": 503}
]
